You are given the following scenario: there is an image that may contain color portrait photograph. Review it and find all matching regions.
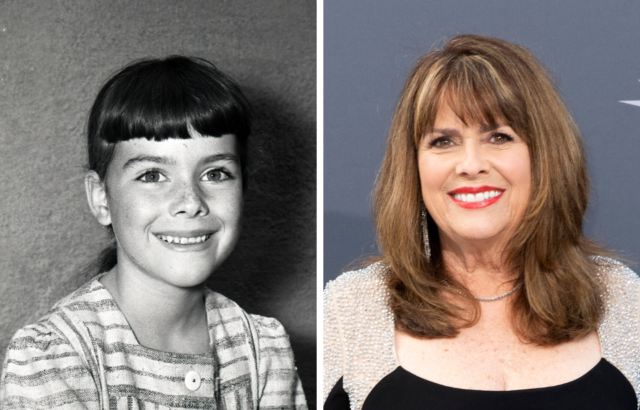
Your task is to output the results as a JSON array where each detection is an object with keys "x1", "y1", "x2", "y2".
[{"x1": 323, "y1": 1, "x2": 640, "y2": 409}]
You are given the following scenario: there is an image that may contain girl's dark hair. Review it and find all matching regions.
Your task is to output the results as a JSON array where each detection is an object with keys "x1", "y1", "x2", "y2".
[
  {"x1": 85, "y1": 56, "x2": 252, "y2": 277},
  {"x1": 88, "y1": 55, "x2": 252, "y2": 180}
]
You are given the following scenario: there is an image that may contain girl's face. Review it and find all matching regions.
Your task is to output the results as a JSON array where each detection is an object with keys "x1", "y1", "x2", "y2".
[{"x1": 91, "y1": 131, "x2": 242, "y2": 289}]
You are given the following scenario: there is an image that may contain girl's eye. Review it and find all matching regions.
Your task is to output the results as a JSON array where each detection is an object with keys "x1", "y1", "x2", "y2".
[
  {"x1": 202, "y1": 169, "x2": 231, "y2": 182},
  {"x1": 490, "y1": 133, "x2": 513, "y2": 144},
  {"x1": 429, "y1": 136, "x2": 454, "y2": 148},
  {"x1": 137, "y1": 171, "x2": 166, "y2": 183}
]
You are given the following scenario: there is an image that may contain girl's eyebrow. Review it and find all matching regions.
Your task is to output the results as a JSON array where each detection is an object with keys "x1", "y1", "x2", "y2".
[
  {"x1": 122, "y1": 155, "x2": 176, "y2": 170},
  {"x1": 122, "y1": 153, "x2": 239, "y2": 170},
  {"x1": 198, "y1": 153, "x2": 239, "y2": 165}
]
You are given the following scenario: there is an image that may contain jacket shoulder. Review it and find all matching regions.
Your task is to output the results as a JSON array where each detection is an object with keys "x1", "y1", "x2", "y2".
[
  {"x1": 324, "y1": 262, "x2": 389, "y2": 300},
  {"x1": 593, "y1": 256, "x2": 639, "y2": 287}
]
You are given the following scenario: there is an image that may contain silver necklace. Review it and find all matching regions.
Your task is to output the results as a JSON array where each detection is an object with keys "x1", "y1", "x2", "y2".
[{"x1": 442, "y1": 279, "x2": 524, "y2": 302}]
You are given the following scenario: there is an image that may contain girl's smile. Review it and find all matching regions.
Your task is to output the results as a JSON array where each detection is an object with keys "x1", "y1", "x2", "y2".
[
  {"x1": 86, "y1": 131, "x2": 243, "y2": 289},
  {"x1": 155, "y1": 232, "x2": 213, "y2": 246}
]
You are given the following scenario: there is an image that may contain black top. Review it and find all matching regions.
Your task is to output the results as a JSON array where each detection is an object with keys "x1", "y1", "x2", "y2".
[{"x1": 325, "y1": 358, "x2": 637, "y2": 410}]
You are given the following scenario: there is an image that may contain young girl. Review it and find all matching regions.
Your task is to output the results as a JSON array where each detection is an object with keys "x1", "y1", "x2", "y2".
[{"x1": 1, "y1": 57, "x2": 307, "y2": 410}]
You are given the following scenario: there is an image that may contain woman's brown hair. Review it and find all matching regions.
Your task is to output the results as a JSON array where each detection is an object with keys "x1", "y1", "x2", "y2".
[{"x1": 374, "y1": 34, "x2": 607, "y2": 345}]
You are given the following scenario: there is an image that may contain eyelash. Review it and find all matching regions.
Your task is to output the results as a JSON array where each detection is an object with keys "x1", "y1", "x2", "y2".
[
  {"x1": 137, "y1": 169, "x2": 166, "y2": 183},
  {"x1": 429, "y1": 136, "x2": 454, "y2": 148},
  {"x1": 489, "y1": 132, "x2": 514, "y2": 143},
  {"x1": 135, "y1": 167, "x2": 236, "y2": 183},
  {"x1": 201, "y1": 168, "x2": 234, "y2": 182}
]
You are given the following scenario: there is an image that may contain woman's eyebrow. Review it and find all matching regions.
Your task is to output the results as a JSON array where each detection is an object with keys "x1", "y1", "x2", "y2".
[
  {"x1": 479, "y1": 123, "x2": 507, "y2": 132},
  {"x1": 122, "y1": 155, "x2": 176, "y2": 170},
  {"x1": 428, "y1": 124, "x2": 508, "y2": 134},
  {"x1": 429, "y1": 128, "x2": 460, "y2": 135},
  {"x1": 198, "y1": 153, "x2": 239, "y2": 165}
]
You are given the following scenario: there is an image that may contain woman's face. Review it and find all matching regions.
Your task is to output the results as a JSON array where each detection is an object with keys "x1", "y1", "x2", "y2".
[
  {"x1": 97, "y1": 131, "x2": 242, "y2": 289},
  {"x1": 418, "y1": 104, "x2": 531, "y2": 249}
]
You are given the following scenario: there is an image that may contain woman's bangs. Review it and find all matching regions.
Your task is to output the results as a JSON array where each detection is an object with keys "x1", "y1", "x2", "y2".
[
  {"x1": 443, "y1": 66, "x2": 516, "y2": 131},
  {"x1": 422, "y1": 57, "x2": 526, "y2": 141}
]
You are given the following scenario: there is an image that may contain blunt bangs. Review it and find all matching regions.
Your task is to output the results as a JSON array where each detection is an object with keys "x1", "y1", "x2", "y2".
[
  {"x1": 87, "y1": 56, "x2": 252, "y2": 180},
  {"x1": 91, "y1": 56, "x2": 251, "y2": 143}
]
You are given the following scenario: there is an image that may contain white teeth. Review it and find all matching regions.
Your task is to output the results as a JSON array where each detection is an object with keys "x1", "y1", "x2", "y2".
[
  {"x1": 453, "y1": 190, "x2": 503, "y2": 202},
  {"x1": 156, "y1": 234, "x2": 210, "y2": 244}
]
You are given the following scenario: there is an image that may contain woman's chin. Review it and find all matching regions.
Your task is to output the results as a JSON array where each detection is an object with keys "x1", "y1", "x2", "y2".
[{"x1": 442, "y1": 227, "x2": 511, "y2": 249}]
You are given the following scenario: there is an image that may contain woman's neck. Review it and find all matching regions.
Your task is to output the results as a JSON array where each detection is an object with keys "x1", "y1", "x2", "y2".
[
  {"x1": 439, "y1": 234, "x2": 519, "y2": 298},
  {"x1": 99, "y1": 264, "x2": 211, "y2": 354}
]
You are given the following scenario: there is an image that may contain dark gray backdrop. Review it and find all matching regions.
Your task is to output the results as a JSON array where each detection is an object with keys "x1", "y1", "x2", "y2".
[
  {"x1": 324, "y1": 0, "x2": 640, "y2": 284},
  {"x1": 0, "y1": 0, "x2": 316, "y2": 406}
]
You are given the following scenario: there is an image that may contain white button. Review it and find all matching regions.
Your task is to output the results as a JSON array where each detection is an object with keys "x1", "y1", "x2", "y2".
[{"x1": 184, "y1": 370, "x2": 201, "y2": 391}]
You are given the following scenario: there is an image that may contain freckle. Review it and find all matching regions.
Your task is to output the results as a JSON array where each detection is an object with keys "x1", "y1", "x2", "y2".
[{"x1": 444, "y1": 349, "x2": 449, "y2": 352}]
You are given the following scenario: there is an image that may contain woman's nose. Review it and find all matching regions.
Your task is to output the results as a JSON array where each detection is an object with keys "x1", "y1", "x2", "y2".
[
  {"x1": 170, "y1": 182, "x2": 209, "y2": 217},
  {"x1": 455, "y1": 142, "x2": 490, "y2": 178}
]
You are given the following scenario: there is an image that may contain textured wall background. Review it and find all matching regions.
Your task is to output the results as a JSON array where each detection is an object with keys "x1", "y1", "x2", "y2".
[
  {"x1": 324, "y1": 0, "x2": 640, "y2": 284},
  {"x1": 0, "y1": 0, "x2": 316, "y2": 406}
]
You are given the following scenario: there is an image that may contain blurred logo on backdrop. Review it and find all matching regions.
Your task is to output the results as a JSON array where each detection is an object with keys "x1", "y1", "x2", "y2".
[{"x1": 620, "y1": 80, "x2": 640, "y2": 107}]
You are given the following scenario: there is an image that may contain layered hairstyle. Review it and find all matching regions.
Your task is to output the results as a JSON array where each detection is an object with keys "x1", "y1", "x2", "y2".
[
  {"x1": 374, "y1": 34, "x2": 607, "y2": 345},
  {"x1": 85, "y1": 56, "x2": 252, "y2": 275}
]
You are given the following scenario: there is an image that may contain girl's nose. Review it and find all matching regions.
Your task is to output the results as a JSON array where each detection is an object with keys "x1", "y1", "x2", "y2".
[
  {"x1": 455, "y1": 142, "x2": 490, "y2": 178},
  {"x1": 170, "y1": 182, "x2": 209, "y2": 217}
]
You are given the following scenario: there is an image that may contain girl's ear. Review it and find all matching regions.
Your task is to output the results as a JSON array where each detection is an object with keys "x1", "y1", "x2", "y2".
[{"x1": 85, "y1": 171, "x2": 112, "y2": 226}]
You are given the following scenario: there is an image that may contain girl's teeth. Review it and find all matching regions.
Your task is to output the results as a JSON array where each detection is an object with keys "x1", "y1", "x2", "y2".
[{"x1": 157, "y1": 235, "x2": 210, "y2": 244}]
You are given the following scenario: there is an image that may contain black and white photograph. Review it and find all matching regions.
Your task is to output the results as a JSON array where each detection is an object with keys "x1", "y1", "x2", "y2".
[{"x1": 0, "y1": 1, "x2": 315, "y2": 409}]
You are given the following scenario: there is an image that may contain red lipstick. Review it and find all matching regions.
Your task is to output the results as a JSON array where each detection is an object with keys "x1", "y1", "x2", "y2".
[{"x1": 447, "y1": 186, "x2": 505, "y2": 209}]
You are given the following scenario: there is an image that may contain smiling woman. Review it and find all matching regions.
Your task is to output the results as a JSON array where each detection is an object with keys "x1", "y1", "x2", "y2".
[
  {"x1": 418, "y1": 105, "x2": 531, "y2": 248},
  {"x1": 1, "y1": 57, "x2": 307, "y2": 410}
]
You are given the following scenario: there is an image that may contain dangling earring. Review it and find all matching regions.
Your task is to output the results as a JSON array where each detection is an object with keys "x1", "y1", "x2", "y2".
[{"x1": 421, "y1": 203, "x2": 431, "y2": 261}]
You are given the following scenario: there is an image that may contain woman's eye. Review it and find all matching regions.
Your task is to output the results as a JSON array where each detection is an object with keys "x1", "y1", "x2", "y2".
[
  {"x1": 430, "y1": 137, "x2": 454, "y2": 148},
  {"x1": 202, "y1": 169, "x2": 231, "y2": 182},
  {"x1": 138, "y1": 171, "x2": 165, "y2": 183},
  {"x1": 490, "y1": 133, "x2": 513, "y2": 144}
]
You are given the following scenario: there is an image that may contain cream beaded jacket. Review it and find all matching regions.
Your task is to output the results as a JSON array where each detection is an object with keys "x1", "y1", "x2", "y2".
[{"x1": 323, "y1": 258, "x2": 640, "y2": 410}]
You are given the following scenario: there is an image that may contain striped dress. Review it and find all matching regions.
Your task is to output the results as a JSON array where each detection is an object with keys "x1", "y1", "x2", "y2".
[{"x1": 0, "y1": 279, "x2": 307, "y2": 410}]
